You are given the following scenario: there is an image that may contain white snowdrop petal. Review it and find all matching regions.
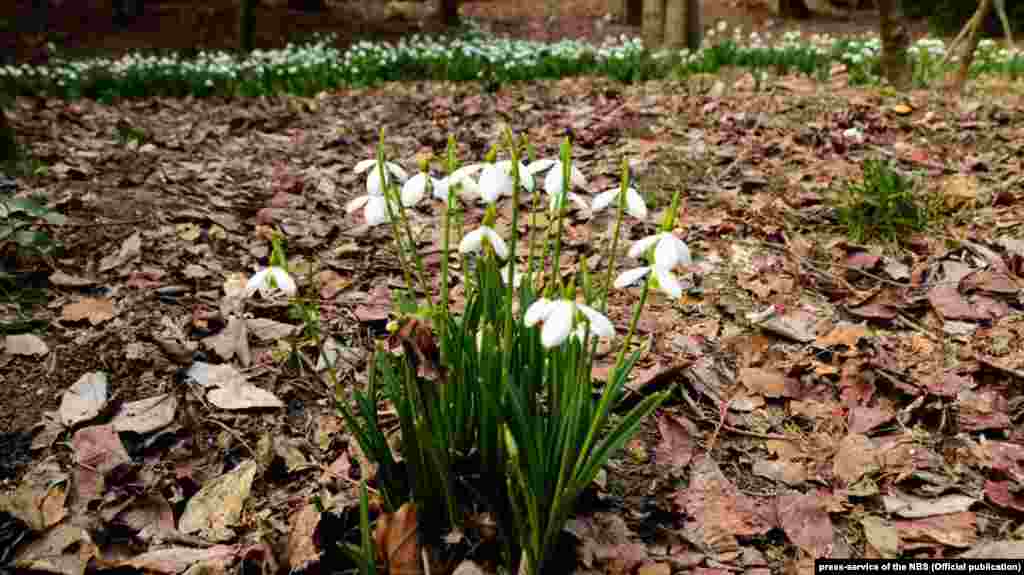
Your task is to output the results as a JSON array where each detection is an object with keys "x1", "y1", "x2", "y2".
[
  {"x1": 628, "y1": 234, "x2": 662, "y2": 259},
  {"x1": 270, "y1": 267, "x2": 298, "y2": 296},
  {"x1": 625, "y1": 188, "x2": 648, "y2": 219},
  {"x1": 541, "y1": 301, "x2": 575, "y2": 348},
  {"x1": 458, "y1": 227, "x2": 486, "y2": 254},
  {"x1": 577, "y1": 304, "x2": 615, "y2": 337},
  {"x1": 450, "y1": 163, "x2": 484, "y2": 183},
  {"x1": 654, "y1": 265, "x2": 683, "y2": 299},
  {"x1": 354, "y1": 159, "x2": 377, "y2": 174},
  {"x1": 345, "y1": 195, "x2": 369, "y2": 214},
  {"x1": 366, "y1": 170, "x2": 388, "y2": 196},
  {"x1": 591, "y1": 190, "x2": 617, "y2": 213},
  {"x1": 245, "y1": 268, "x2": 271, "y2": 298},
  {"x1": 567, "y1": 192, "x2": 589, "y2": 211},
  {"x1": 401, "y1": 174, "x2": 427, "y2": 207},
  {"x1": 543, "y1": 169, "x2": 563, "y2": 197},
  {"x1": 527, "y1": 158, "x2": 556, "y2": 174},
  {"x1": 655, "y1": 235, "x2": 691, "y2": 268},
  {"x1": 431, "y1": 177, "x2": 450, "y2": 201},
  {"x1": 386, "y1": 162, "x2": 409, "y2": 182},
  {"x1": 482, "y1": 227, "x2": 509, "y2": 259},
  {"x1": 524, "y1": 298, "x2": 552, "y2": 327},
  {"x1": 479, "y1": 165, "x2": 511, "y2": 203},
  {"x1": 569, "y1": 165, "x2": 587, "y2": 188},
  {"x1": 365, "y1": 196, "x2": 389, "y2": 226},
  {"x1": 613, "y1": 266, "x2": 651, "y2": 289}
]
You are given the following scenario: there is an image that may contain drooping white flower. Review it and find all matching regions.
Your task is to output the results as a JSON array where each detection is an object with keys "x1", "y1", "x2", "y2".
[
  {"x1": 523, "y1": 298, "x2": 614, "y2": 348},
  {"x1": 527, "y1": 158, "x2": 587, "y2": 198},
  {"x1": 400, "y1": 172, "x2": 449, "y2": 207},
  {"x1": 345, "y1": 194, "x2": 390, "y2": 226},
  {"x1": 448, "y1": 160, "x2": 533, "y2": 204},
  {"x1": 615, "y1": 232, "x2": 693, "y2": 298},
  {"x1": 500, "y1": 264, "x2": 523, "y2": 288},
  {"x1": 627, "y1": 232, "x2": 691, "y2": 269},
  {"x1": 245, "y1": 266, "x2": 297, "y2": 299},
  {"x1": 355, "y1": 158, "x2": 408, "y2": 196},
  {"x1": 591, "y1": 186, "x2": 648, "y2": 219},
  {"x1": 458, "y1": 225, "x2": 509, "y2": 259}
]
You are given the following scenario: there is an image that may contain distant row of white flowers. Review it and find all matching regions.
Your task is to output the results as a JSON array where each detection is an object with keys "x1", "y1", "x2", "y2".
[{"x1": 1, "y1": 23, "x2": 1020, "y2": 90}]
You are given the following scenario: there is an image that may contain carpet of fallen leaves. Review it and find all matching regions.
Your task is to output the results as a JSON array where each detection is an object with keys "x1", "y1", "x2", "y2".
[{"x1": 2, "y1": 71, "x2": 1024, "y2": 574}]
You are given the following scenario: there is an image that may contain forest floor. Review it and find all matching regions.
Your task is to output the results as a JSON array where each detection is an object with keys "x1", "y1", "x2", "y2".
[{"x1": 2, "y1": 1, "x2": 1024, "y2": 575}]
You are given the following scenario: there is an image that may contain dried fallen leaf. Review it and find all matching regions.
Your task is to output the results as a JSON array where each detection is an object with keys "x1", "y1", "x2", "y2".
[
  {"x1": 4, "y1": 333, "x2": 49, "y2": 356},
  {"x1": 49, "y1": 271, "x2": 96, "y2": 287},
  {"x1": 59, "y1": 372, "x2": 109, "y2": 427},
  {"x1": 655, "y1": 413, "x2": 697, "y2": 474},
  {"x1": 0, "y1": 460, "x2": 68, "y2": 530},
  {"x1": 816, "y1": 323, "x2": 870, "y2": 349},
  {"x1": 61, "y1": 297, "x2": 116, "y2": 325},
  {"x1": 246, "y1": 317, "x2": 299, "y2": 341},
  {"x1": 832, "y1": 434, "x2": 879, "y2": 486},
  {"x1": 110, "y1": 394, "x2": 177, "y2": 434},
  {"x1": 187, "y1": 362, "x2": 283, "y2": 410},
  {"x1": 71, "y1": 424, "x2": 131, "y2": 504},
  {"x1": 777, "y1": 492, "x2": 833, "y2": 557},
  {"x1": 179, "y1": 460, "x2": 259, "y2": 542},
  {"x1": 861, "y1": 516, "x2": 899, "y2": 558},
  {"x1": 674, "y1": 456, "x2": 774, "y2": 558},
  {"x1": 99, "y1": 231, "x2": 142, "y2": 272},
  {"x1": 113, "y1": 544, "x2": 239, "y2": 574},
  {"x1": 892, "y1": 511, "x2": 977, "y2": 548},
  {"x1": 374, "y1": 503, "x2": 422, "y2": 575},
  {"x1": 287, "y1": 503, "x2": 322, "y2": 572},
  {"x1": 739, "y1": 367, "x2": 789, "y2": 399},
  {"x1": 14, "y1": 522, "x2": 97, "y2": 575},
  {"x1": 962, "y1": 540, "x2": 1024, "y2": 559},
  {"x1": 882, "y1": 492, "x2": 976, "y2": 518}
]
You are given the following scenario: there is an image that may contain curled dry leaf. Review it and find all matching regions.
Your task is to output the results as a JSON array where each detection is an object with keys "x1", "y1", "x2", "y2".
[
  {"x1": 99, "y1": 231, "x2": 142, "y2": 272},
  {"x1": 110, "y1": 394, "x2": 177, "y2": 434},
  {"x1": 4, "y1": 333, "x2": 49, "y2": 356},
  {"x1": 59, "y1": 371, "x2": 109, "y2": 427},
  {"x1": 71, "y1": 424, "x2": 131, "y2": 504},
  {"x1": 374, "y1": 503, "x2": 422, "y2": 575},
  {"x1": 179, "y1": 460, "x2": 259, "y2": 542},
  {"x1": 61, "y1": 297, "x2": 116, "y2": 325},
  {"x1": 15, "y1": 522, "x2": 98, "y2": 575}
]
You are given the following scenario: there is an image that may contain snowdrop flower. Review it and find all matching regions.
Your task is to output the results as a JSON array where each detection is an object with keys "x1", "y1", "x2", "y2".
[
  {"x1": 500, "y1": 264, "x2": 523, "y2": 288},
  {"x1": 591, "y1": 186, "x2": 648, "y2": 219},
  {"x1": 524, "y1": 298, "x2": 615, "y2": 348},
  {"x1": 527, "y1": 158, "x2": 586, "y2": 198},
  {"x1": 459, "y1": 226, "x2": 509, "y2": 259},
  {"x1": 246, "y1": 266, "x2": 297, "y2": 299},
  {"x1": 354, "y1": 158, "x2": 408, "y2": 196},
  {"x1": 400, "y1": 172, "x2": 449, "y2": 206},
  {"x1": 449, "y1": 160, "x2": 533, "y2": 204},
  {"x1": 627, "y1": 232, "x2": 691, "y2": 268},
  {"x1": 614, "y1": 232, "x2": 692, "y2": 298},
  {"x1": 345, "y1": 194, "x2": 389, "y2": 226}
]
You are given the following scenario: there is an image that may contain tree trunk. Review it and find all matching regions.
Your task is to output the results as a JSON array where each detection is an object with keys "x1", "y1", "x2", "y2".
[
  {"x1": 239, "y1": 0, "x2": 255, "y2": 52},
  {"x1": 288, "y1": 0, "x2": 324, "y2": 11},
  {"x1": 685, "y1": 0, "x2": 702, "y2": 51},
  {"x1": 663, "y1": 0, "x2": 686, "y2": 48},
  {"x1": 0, "y1": 109, "x2": 16, "y2": 165},
  {"x1": 953, "y1": 0, "x2": 993, "y2": 91},
  {"x1": 878, "y1": 0, "x2": 911, "y2": 90},
  {"x1": 439, "y1": 0, "x2": 459, "y2": 26},
  {"x1": 642, "y1": 0, "x2": 665, "y2": 48},
  {"x1": 626, "y1": 0, "x2": 643, "y2": 25}
]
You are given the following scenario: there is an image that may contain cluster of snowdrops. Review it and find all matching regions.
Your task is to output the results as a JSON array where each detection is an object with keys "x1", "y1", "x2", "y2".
[{"x1": 242, "y1": 133, "x2": 692, "y2": 575}]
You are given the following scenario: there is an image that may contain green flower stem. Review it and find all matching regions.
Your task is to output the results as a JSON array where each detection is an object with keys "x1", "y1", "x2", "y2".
[
  {"x1": 377, "y1": 137, "x2": 416, "y2": 298},
  {"x1": 502, "y1": 127, "x2": 522, "y2": 375},
  {"x1": 547, "y1": 137, "x2": 571, "y2": 293},
  {"x1": 438, "y1": 135, "x2": 459, "y2": 364},
  {"x1": 599, "y1": 160, "x2": 631, "y2": 313}
]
